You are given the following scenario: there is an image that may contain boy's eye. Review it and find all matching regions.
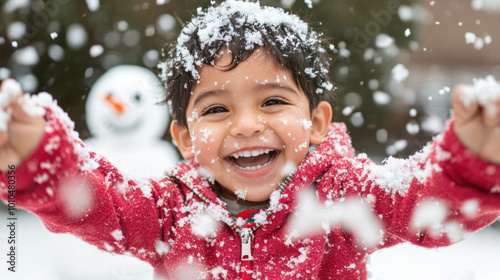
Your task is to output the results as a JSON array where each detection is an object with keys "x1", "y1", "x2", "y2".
[
  {"x1": 202, "y1": 105, "x2": 228, "y2": 115},
  {"x1": 262, "y1": 98, "x2": 288, "y2": 107}
]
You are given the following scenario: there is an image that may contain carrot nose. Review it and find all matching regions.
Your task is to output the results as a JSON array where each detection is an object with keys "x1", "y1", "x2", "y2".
[{"x1": 104, "y1": 94, "x2": 125, "y2": 114}]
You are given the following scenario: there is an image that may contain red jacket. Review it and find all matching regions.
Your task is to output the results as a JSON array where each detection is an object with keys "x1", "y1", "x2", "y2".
[{"x1": 1, "y1": 105, "x2": 500, "y2": 280}]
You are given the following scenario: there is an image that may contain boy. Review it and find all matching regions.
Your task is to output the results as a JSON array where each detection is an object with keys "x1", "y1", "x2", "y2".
[{"x1": 1, "y1": 1, "x2": 500, "y2": 279}]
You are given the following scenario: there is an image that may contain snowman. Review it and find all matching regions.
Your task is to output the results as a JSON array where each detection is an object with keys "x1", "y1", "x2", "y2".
[{"x1": 85, "y1": 65, "x2": 179, "y2": 178}]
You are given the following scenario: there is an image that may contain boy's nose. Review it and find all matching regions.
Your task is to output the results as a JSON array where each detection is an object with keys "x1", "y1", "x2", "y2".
[{"x1": 229, "y1": 112, "x2": 265, "y2": 137}]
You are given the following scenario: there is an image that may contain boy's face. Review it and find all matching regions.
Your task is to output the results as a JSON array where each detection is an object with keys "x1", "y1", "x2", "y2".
[{"x1": 171, "y1": 49, "x2": 331, "y2": 202}]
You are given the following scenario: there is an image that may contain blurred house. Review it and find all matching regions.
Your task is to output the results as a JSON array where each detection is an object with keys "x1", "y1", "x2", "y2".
[{"x1": 403, "y1": 0, "x2": 500, "y2": 119}]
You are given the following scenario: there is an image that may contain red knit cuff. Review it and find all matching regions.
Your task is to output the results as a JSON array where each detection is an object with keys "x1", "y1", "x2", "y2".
[
  {"x1": 0, "y1": 129, "x2": 56, "y2": 193},
  {"x1": 0, "y1": 108, "x2": 81, "y2": 208},
  {"x1": 438, "y1": 120, "x2": 500, "y2": 193}
]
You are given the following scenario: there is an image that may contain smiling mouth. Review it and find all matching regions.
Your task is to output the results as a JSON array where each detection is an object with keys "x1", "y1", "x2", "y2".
[{"x1": 228, "y1": 149, "x2": 278, "y2": 171}]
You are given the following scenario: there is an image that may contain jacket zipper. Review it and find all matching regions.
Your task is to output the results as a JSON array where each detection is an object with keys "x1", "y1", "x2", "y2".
[
  {"x1": 239, "y1": 227, "x2": 254, "y2": 280},
  {"x1": 189, "y1": 187, "x2": 257, "y2": 279},
  {"x1": 186, "y1": 173, "x2": 294, "y2": 279}
]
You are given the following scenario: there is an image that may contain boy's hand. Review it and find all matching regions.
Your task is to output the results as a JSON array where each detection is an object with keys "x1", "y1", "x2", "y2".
[
  {"x1": 0, "y1": 79, "x2": 45, "y2": 172},
  {"x1": 453, "y1": 82, "x2": 500, "y2": 164}
]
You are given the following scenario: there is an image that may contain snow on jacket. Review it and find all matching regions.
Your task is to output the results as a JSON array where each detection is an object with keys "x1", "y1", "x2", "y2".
[{"x1": 1, "y1": 100, "x2": 500, "y2": 280}]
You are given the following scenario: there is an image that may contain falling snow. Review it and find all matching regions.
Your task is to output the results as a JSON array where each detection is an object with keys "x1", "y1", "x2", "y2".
[
  {"x1": 12, "y1": 46, "x2": 39, "y2": 66},
  {"x1": 391, "y1": 64, "x2": 409, "y2": 83},
  {"x1": 411, "y1": 199, "x2": 448, "y2": 235},
  {"x1": 2, "y1": 0, "x2": 500, "y2": 279},
  {"x1": 191, "y1": 211, "x2": 219, "y2": 238},
  {"x1": 86, "y1": 0, "x2": 100, "y2": 11},
  {"x1": 464, "y1": 31, "x2": 492, "y2": 50},
  {"x1": 375, "y1": 34, "x2": 395, "y2": 48},
  {"x1": 373, "y1": 91, "x2": 391, "y2": 105},
  {"x1": 287, "y1": 190, "x2": 383, "y2": 248}
]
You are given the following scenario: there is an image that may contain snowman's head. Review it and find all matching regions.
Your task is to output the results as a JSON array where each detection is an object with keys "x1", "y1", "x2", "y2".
[{"x1": 85, "y1": 65, "x2": 169, "y2": 143}]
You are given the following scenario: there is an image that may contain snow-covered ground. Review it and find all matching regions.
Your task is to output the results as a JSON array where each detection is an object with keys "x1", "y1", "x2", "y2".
[
  {"x1": 0, "y1": 209, "x2": 499, "y2": 280},
  {"x1": 0, "y1": 209, "x2": 154, "y2": 280},
  {"x1": 370, "y1": 225, "x2": 500, "y2": 280}
]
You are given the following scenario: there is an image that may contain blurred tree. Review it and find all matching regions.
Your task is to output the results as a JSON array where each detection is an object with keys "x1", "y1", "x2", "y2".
[
  {"x1": 0, "y1": 0, "x2": 426, "y2": 160},
  {"x1": 275, "y1": 0, "x2": 423, "y2": 159}
]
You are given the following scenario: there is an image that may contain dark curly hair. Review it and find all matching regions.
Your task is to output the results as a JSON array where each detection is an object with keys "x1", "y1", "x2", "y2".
[{"x1": 158, "y1": 0, "x2": 334, "y2": 128}]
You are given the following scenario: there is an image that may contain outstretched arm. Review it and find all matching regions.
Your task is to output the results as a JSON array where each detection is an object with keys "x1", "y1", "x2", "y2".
[
  {"x1": 0, "y1": 80, "x2": 174, "y2": 269},
  {"x1": 335, "y1": 80, "x2": 500, "y2": 251}
]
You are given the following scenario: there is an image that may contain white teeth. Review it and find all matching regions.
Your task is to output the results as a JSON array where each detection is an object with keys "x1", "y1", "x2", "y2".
[
  {"x1": 230, "y1": 149, "x2": 273, "y2": 159},
  {"x1": 228, "y1": 149, "x2": 276, "y2": 171},
  {"x1": 238, "y1": 162, "x2": 271, "y2": 171}
]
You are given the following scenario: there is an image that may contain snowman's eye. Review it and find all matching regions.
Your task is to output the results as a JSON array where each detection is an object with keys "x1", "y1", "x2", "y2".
[{"x1": 133, "y1": 92, "x2": 142, "y2": 103}]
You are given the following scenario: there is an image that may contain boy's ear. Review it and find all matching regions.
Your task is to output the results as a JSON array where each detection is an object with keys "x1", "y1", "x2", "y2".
[
  {"x1": 309, "y1": 101, "x2": 332, "y2": 145},
  {"x1": 170, "y1": 120, "x2": 195, "y2": 159}
]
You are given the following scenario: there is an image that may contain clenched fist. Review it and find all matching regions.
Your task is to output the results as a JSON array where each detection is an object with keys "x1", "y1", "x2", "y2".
[
  {"x1": 0, "y1": 79, "x2": 46, "y2": 171},
  {"x1": 453, "y1": 77, "x2": 500, "y2": 164}
]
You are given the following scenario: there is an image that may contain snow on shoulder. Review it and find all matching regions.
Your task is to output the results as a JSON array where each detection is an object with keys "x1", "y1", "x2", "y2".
[{"x1": 367, "y1": 144, "x2": 432, "y2": 197}]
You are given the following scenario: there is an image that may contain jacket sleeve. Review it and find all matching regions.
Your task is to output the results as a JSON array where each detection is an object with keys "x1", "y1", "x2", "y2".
[
  {"x1": 0, "y1": 103, "x2": 176, "y2": 268},
  {"x1": 339, "y1": 120, "x2": 500, "y2": 250}
]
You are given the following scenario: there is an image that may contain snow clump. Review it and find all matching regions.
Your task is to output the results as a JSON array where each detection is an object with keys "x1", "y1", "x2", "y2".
[
  {"x1": 234, "y1": 189, "x2": 248, "y2": 200},
  {"x1": 111, "y1": 229, "x2": 124, "y2": 241},
  {"x1": 461, "y1": 76, "x2": 500, "y2": 117},
  {"x1": 0, "y1": 79, "x2": 45, "y2": 131},
  {"x1": 155, "y1": 240, "x2": 170, "y2": 256},
  {"x1": 368, "y1": 149, "x2": 429, "y2": 196},
  {"x1": 0, "y1": 79, "x2": 22, "y2": 131}
]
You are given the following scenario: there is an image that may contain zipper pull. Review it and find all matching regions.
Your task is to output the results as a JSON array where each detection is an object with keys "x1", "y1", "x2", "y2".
[
  {"x1": 240, "y1": 227, "x2": 254, "y2": 261},
  {"x1": 240, "y1": 227, "x2": 254, "y2": 280}
]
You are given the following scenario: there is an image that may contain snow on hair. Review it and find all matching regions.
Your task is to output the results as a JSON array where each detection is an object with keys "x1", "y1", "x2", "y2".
[{"x1": 158, "y1": 0, "x2": 334, "y2": 127}]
